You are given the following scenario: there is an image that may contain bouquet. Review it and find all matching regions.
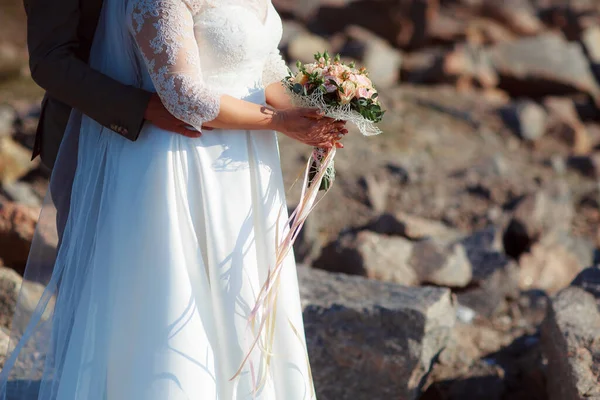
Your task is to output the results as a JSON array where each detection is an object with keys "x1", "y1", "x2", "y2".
[
  {"x1": 284, "y1": 51, "x2": 385, "y2": 190},
  {"x1": 232, "y1": 52, "x2": 384, "y2": 396}
]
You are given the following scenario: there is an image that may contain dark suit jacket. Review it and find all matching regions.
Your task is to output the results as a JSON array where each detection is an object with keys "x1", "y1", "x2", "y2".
[{"x1": 24, "y1": 0, "x2": 152, "y2": 169}]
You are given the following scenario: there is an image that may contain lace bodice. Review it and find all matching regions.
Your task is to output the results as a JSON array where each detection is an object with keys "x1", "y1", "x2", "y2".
[{"x1": 128, "y1": 0, "x2": 289, "y2": 130}]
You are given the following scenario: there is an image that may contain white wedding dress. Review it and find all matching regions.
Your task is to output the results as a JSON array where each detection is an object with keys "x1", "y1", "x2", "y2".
[{"x1": 0, "y1": 1, "x2": 315, "y2": 399}]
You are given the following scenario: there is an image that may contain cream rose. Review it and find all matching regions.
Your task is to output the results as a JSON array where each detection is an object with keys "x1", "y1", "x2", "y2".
[
  {"x1": 339, "y1": 81, "x2": 357, "y2": 104},
  {"x1": 294, "y1": 71, "x2": 308, "y2": 85}
]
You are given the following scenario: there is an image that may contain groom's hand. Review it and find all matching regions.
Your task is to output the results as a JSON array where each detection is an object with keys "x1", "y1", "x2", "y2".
[{"x1": 144, "y1": 93, "x2": 212, "y2": 137}]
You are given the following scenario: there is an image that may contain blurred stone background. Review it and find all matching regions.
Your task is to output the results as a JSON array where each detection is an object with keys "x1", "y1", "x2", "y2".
[{"x1": 0, "y1": 0, "x2": 599, "y2": 399}]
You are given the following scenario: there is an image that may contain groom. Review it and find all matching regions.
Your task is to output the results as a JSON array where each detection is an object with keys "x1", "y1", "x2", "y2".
[{"x1": 25, "y1": 0, "x2": 203, "y2": 171}]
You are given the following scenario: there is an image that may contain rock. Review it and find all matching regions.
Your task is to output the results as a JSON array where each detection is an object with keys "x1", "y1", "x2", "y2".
[
  {"x1": 368, "y1": 211, "x2": 461, "y2": 241},
  {"x1": 423, "y1": 318, "x2": 543, "y2": 400},
  {"x1": 544, "y1": 97, "x2": 592, "y2": 155},
  {"x1": 314, "y1": 228, "x2": 472, "y2": 288},
  {"x1": 457, "y1": 228, "x2": 520, "y2": 318},
  {"x1": 541, "y1": 286, "x2": 600, "y2": 400},
  {"x1": 463, "y1": 225, "x2": 504, "y2": 254},
  {"x1": 465, "y1": 17, "x2": 517, "y2": 45},
  {"x1": 0, "y1": 42, "x2": 23, "y2": 81},
  {"x1": 0, "y1": 326, "x2": 9, "y2": 368},
  {"x1": 587, "y1": 123, "x2": 600, "y2": 150},
  {"x1": 280, "y1": 20, "x2": 307, "y2": 49},
  {"x1": 314, "y1": 231, "x2": 418, "y2": 286},
  {"x1": 539, "y1": 3, "x2": 600, "y2": 41},
  {"x1": 443, "y1": 44, "x2": 498, "y2": 89},
  {"x1": 0, "y1": 269, "x2": 53, "y2": 348},
  {"x1": 409, "y1": 239, "x2": 473, "y2": 288},
  {"x1": 298, "y1": 265, "x2": 456, "y2": 400},
  {"x1": 582, "y1": 25, "x2": 600, "y2": 63},
  {"x1": 488, "y1": 33, "x2": 600, "y2": 100},
  {"x1": 400, "y1": 44, "x2": 498, "y2": 88},
  {"x1": 0, "y1": 267, "x2": 21, "y2": 330},
  {"x1": 456, "y1": 304, "x2": 476, "y2": 324},
  {"x1": 400, "y1": 48, "x2": 446, "y2": 84},
  {"x1": 428, "y1": 11, "x2": 469, "y2": 45},
  {"x1": 398, "y1": 0, "x2": 441, "y2": 49},
  {"x1": 384, "y1": 162, "x2": 412, "y2": 185},
  {"x1": 561, "y1": 233, "x2": 596, "y2": 272},
  {"x1": 499, "y1": 100, "x2": 548, "y2": 142},
  {"x1": 567, "y1": 153, "x2": 600, "y2": 179},
  {"x1": 0, "y1": 105, "x2": 16, "y2": 137},
  {"x1": 361, "y1": 174, "x2": 390, "y2": 213},
  {"x1": 456, "y1": 253, "x2": 518, "y2": 318},
  {"x1": 0, "y1": 200, "x2": 39, "y2": 275},
  {"x1": 287, "y1": 31, "x2": 334, "y2": 64},
  {"x1": 481, "y1": 0, "x2": 544, "y2": 36},
  {"x1": 446, "y1": 361, "x2": 507, "y2": 400},
  {"x1": 304, "y1": 0, "x2": 440, "y2": 50},
  {"x1": 519, "y1": 240, "x2": 587, "y2": 294},
  {"x1": 503, "y1": 186, "x2": 574, "y2": 259},
  {"x1": 571, "y1": 265, "x2": 600, "y2": 299},
  {"x1": 1, "y1": 181, "x2": 42, "y2": 208},
  {"x1": 292, "y1": 209, "x2": 322, "y2": 264},
  {"x1": 341, "y1": 25, "x2": 402, "y2": 88},
  {"x1": 0, "y1": 136, "x2": 37, "y2": 185}
]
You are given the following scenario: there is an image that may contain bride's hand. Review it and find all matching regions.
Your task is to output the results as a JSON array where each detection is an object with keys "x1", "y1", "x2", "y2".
[{"x1": 272, "y1": 108, "x2": 348, "y2": 149}]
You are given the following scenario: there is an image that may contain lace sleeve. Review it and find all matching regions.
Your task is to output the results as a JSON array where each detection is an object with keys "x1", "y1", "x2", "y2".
[
  {"x1": 262, "y1": 49, "x2": 289, "y2": 88},
  {"x1": 129, "y1": 0, "x2": 220, "y2": 130}
]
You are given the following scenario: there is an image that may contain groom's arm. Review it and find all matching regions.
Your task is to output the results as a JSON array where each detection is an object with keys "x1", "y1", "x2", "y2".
[{"x1": 23, "y1": 0, "x2": 195, "y2": 140}]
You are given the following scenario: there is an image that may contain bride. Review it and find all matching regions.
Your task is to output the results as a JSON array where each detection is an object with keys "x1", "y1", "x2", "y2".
[{"x1": 0, "y1": 0, "x2": 347, "y2": 398}]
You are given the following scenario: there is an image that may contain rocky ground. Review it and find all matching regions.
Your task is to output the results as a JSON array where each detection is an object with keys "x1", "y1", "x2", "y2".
[{"x1": 1, "y1": 0, "x2": 600, "y2": 399}]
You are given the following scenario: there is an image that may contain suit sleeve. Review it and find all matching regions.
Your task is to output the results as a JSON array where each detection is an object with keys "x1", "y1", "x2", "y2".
[{"x1": 24, "y1": 0, "x2": 152, "y2": 141}]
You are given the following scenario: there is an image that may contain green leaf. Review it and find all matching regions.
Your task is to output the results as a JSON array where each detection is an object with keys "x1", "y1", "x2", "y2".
[{"x1": 293, "y1": 83, "x2": 303, "y2": 94}]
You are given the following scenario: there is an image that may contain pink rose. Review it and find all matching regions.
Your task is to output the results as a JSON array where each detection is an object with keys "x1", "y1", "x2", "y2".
[
  {"x1": 349, "y1": 73, "x2": 372, "y2": 89},
  {"x1": 355, "y1": 74, "x2": 373, "y2": 88},
  {"x1": 328, "y1": 65, "x2": 345, "y2": 79},
  {"x1": 323, "y1": 75, "x2": 341, "y2": 93},
  {"x1": 356, "y1": 87, "x2": 373, "y2": 99}
]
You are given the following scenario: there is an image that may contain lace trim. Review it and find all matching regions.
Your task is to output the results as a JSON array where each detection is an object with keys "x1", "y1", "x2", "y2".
[
  {"x1": 130, "y1": 0, "x2": 221, "y2": 128},
  {"x1": 262, "y1": 50, "x2": 289, "y2": 87}
]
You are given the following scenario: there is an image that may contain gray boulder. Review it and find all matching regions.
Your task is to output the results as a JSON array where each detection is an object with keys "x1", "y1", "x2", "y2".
[
  {"x1": 298, "y1": 265, "x2": 456, "y2": 400},
  {"x1": 457, "y1": 227, "x2": 520, "y2": 318},
  {"x1": 314, "y1": 230, "x2": 472, "y2": 288},
  {"x1": 488, "y1": 32, "x2": 600, "y2": 100},
  {"x1": 541, "y1": 272, "x2": 600, "y2": 400}
]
